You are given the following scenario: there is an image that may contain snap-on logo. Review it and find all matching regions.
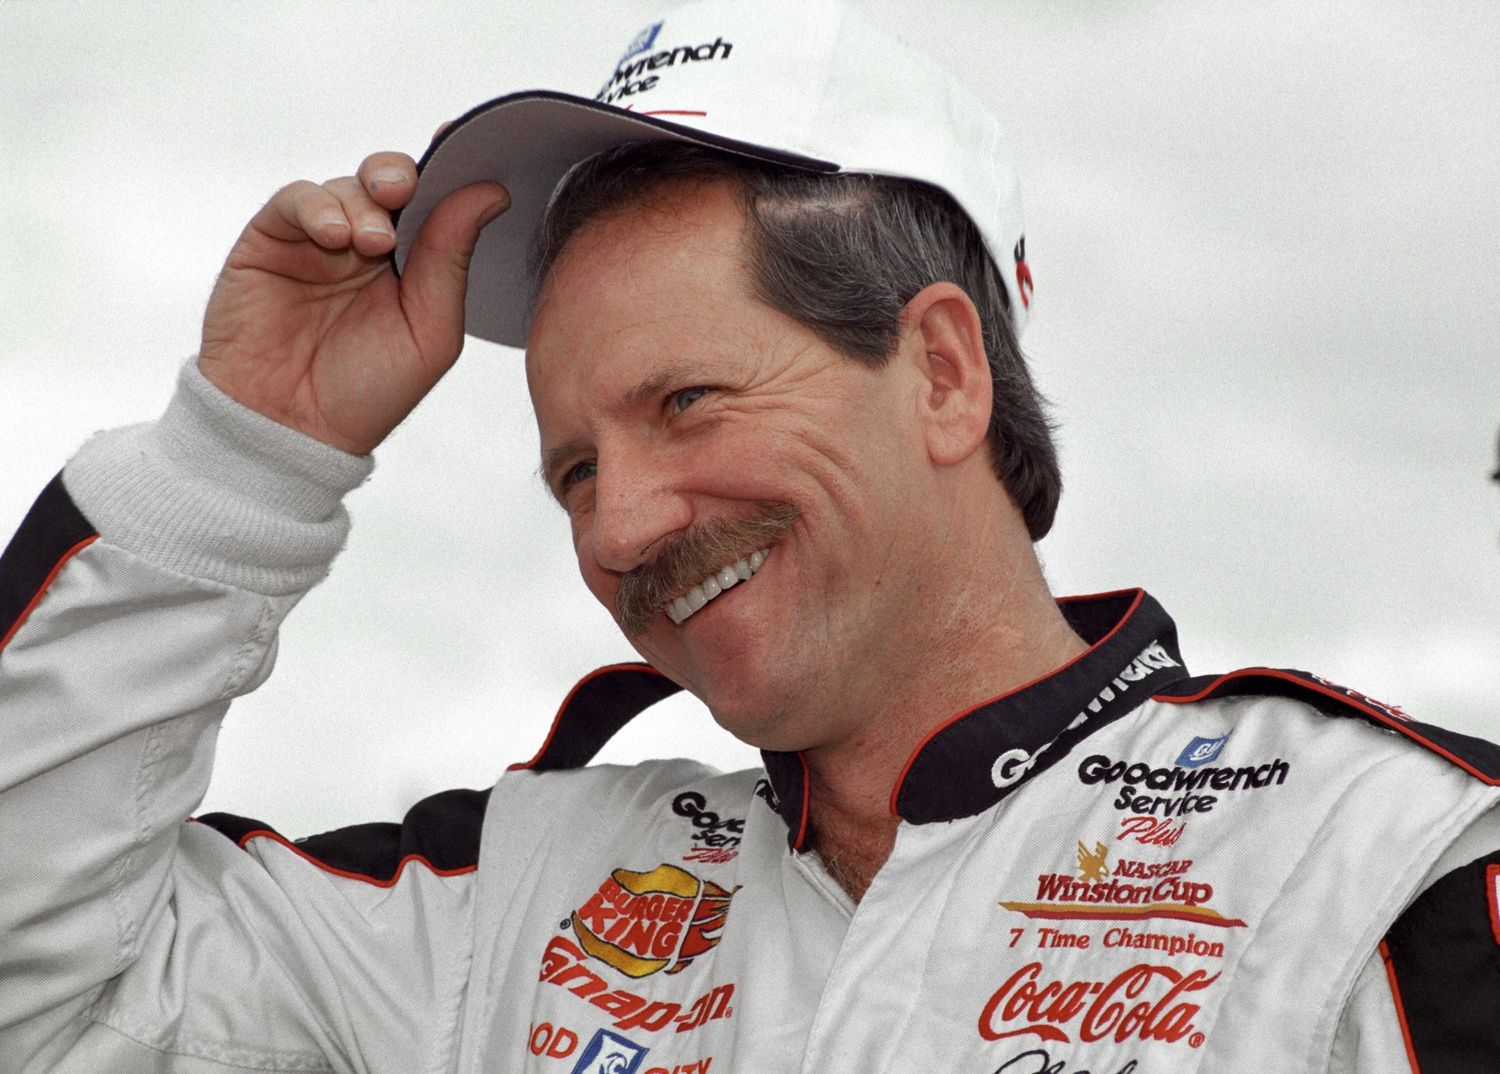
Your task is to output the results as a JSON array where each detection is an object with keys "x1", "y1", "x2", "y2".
[
  {"x1": 539, "y1": 935, "x2": 735, "y2": 1035},
  {"x1": 571, "y1": 864, "x2": 738, "y2": 978}
]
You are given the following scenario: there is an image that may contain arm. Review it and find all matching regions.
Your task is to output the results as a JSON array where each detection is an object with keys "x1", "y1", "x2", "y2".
[
  {"x1": 1, "y1": 153, "x2": 508, "y2": 1071},
  {"x1": 0, "y1": 365, "x2": 368, "y2": 1067},
  {"x1": 1330, "y1": 807, "x2": 1500, "y2": 1073}
]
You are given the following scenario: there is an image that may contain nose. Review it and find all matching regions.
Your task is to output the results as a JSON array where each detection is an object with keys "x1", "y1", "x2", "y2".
[{"x1": 586, "y1": 451, "x2": 694, "y2": 575}]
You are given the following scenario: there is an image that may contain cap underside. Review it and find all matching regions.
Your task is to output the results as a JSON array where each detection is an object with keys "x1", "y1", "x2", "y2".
[{"x1": 393, "y1": 90, "x2": 835, "y2": 349}]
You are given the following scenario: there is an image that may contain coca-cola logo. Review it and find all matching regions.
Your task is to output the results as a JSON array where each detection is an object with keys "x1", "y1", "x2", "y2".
[{"x1": 978, "y1": 961, "x2": 1216, "y2": 1049}]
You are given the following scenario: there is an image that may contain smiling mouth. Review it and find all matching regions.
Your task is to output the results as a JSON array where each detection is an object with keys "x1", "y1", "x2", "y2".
[{"x1": 664, "y1": 548, "x2": 770, "y2": 625}]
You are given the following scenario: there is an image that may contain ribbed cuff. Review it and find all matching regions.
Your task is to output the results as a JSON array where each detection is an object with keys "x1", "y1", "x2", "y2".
[{"x1": 62, "y1": 360, "x2": 376, "y2": 596}]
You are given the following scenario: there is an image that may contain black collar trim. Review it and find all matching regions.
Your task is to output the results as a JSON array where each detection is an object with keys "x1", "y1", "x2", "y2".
[
  {"x1": 508, "y1": 663, "x2": 682, "y2": 773},
  {"x1": 884, "y1": 589, "x2": 1190, "y2": 825},
  {"x1": 515, "y1": 590, "x2": 1189, "y2": 846}
]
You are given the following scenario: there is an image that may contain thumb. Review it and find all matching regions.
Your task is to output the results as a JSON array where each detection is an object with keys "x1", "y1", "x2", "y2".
[{"x1": 399, "y1": 181, "x2": 510, "y2": 359}]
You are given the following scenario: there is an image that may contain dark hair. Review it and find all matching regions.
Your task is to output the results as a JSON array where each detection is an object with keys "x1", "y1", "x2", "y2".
[{"x1": 533, "y1": 141, "x2": 1061, "y2": 540}]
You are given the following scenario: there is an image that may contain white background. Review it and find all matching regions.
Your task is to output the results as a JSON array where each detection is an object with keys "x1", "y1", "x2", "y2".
[{"x1": 3, "y1": 1, "x2": 1497, "y2": 836}]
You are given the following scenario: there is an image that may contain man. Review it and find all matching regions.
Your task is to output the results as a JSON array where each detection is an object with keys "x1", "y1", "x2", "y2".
[{"x1": 2, "y1": 2, "x2": 1497, "y2": 1072}]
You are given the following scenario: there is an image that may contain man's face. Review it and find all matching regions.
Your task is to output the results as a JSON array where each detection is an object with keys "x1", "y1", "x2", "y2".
[{"x1": 526, "y1": 181, "x2": 936, "y2": 751}]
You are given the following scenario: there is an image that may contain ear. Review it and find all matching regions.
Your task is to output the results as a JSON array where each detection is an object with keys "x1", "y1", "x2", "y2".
[{"x1": 898, "y1": 282, "x2": 993, "y2": 468}]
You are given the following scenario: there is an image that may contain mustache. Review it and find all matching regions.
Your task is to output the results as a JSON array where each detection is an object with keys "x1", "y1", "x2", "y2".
[{"x1": 615, "y1": 502, "x2": 799, "y2": 636}]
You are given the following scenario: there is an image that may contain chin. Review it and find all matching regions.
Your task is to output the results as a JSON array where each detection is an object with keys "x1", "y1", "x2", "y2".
[{"x1": 695, "y1": 677, "x2": 805, "y2": 753}]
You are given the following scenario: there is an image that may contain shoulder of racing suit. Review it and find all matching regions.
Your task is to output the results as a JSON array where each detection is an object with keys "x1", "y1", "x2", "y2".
[
  {"x1": 191, "y1": 663, "x2": 685, "y2": 883},
  {"x1": 195, "y1": 787, "x2": 492, "y2": 887},
  {"x1": 1157, "y1": 666, "x2": 1500, "y2": 1072},
  {"x1": 1154, "y1": 665, "x2": 1500, "y2": 785}
]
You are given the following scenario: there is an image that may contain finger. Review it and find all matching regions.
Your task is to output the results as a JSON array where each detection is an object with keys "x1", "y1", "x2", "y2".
[
  {"x1": 356, "y1": 152, "x2": 418, "y2": 211},
  {"x1": 399, "y1": 181, "x2": 510, "y2": 360},
  {"x1": 324, "y1": 175, "x2": 397, "y2": 257},
  {"x1": 252, "y1": 179, "x2": 353, "y2": 250},
  {"x1": 431, "y1": 120, "x2": 455, "y2": 145}
]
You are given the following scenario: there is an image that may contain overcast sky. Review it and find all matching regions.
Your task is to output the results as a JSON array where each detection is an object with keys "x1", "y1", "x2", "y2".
[{"x1": 4, "y1": 1, "x2": 1497, "y2": 836}]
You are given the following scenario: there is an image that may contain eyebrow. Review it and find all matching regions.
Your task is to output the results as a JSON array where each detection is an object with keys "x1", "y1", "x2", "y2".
[{"x1": 626, "y1": 361, "x2": 699, "y2": 410}]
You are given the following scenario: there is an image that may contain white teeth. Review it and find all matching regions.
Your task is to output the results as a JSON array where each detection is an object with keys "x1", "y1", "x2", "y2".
[{"x1": 663, "y1": 547, "x2": 771, "y2": 626}]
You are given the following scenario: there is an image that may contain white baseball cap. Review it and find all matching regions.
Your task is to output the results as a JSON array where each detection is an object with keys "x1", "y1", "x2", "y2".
[{"x1": 394, "y1": 0, "x2": 1031, "y2": 348}]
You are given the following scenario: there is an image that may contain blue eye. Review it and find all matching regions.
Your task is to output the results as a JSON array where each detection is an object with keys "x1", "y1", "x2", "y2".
[
  {"x1": 673, "y1": 387, "x2": 709, "y2": 412},
  {"x1": 561, "y1": 459, "x2": 596, "y2": 491}
]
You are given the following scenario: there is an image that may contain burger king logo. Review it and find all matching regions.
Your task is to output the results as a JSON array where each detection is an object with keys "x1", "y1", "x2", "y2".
[{"x1": 572, "y1": 864, "x2": 739, "y2": 979}]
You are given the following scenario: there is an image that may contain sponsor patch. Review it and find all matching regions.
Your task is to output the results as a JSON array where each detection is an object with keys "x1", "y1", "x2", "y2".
[
  {"x1": 619, "y1": 20, "x2": 663, "y2": 64},
  {"x1": 540, "y1": 935, "x2": 735, "y2": 1035},
  {"x1": 992, "y1": 640, "x2": 1183, "y2": 791},
  {"x1": 672, "y1": 792, "x2": 743, "y2": 865},
  {"x1": 1116, "y1": 816, "x2": 1187, "y2": 847},
  {"x1": 1079, "y1": 751, "x2": 1290, "y2": 818},
  {"x1": 1176, "y1": 731, "x2": 1231, "y2": 768},
  {"x1": 1000, "y1": 840, "x2": 1245, "y2": 928},
  {"x1": 572, "y1": 1029, "x2": 649, "y2": 1074},
  {"x1": 572, "y1": 864, "x2": 739, "y2": 979},
  {"x1": 992, "y1": 1047, "x2": 1142, "y2": 1073},
  {"x1": 595, "y1": 27, "x2": 735, "y2": 106},
  {"x1": 1307, "y1": 673, "x2": 1411, "y2": 722},
  {"x1": 1013, "y1": 237, "x2": 1033, "y2": 310},
  {"x1": 978, "y1": 961, "x2": 1216, "y2": 1048},
  {"x1": 752, "y1": 778, "x2": 779, "y2": 812}
]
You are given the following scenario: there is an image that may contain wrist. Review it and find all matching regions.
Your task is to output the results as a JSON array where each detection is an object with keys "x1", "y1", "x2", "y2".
[{"x1": 62, "y1": 360, "x2": 376, "y2": 596}]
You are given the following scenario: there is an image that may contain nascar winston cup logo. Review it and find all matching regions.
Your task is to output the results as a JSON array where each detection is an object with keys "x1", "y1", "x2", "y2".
[{"x1": 571, "y1": 864, "x2": 739, "y2": 978}]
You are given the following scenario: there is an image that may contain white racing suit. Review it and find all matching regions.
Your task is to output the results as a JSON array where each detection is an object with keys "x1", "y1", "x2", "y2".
[{"x1": 3, "y1": 363, "x2": 1500, "y2": 1073}]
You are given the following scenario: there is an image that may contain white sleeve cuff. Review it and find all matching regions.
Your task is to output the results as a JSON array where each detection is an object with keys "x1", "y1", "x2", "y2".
[{"x1": 62, "y1": 359, "x2": 376, "y2": 596}]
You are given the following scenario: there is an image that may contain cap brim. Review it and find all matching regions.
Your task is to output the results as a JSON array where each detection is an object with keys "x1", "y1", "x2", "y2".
[{"x1": 393, "y1": 90, "x2": 835, "y2": 350}]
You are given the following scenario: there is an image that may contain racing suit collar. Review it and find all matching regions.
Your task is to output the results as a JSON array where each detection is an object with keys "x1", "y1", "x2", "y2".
[
  {"x1": 880, "y1": 588, "x2": 1190, "y2": 828},
  {"x1": 515, "y1": 589, "x2": 1189, "y2": 849},
  {"x1": 758, "y1": 589, "x2": 1188, "y2": 846}
]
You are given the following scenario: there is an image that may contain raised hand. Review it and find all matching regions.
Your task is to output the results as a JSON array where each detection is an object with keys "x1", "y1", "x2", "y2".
[{"x1": 199, "y1": 151, "x2": 508, "y2": 456}]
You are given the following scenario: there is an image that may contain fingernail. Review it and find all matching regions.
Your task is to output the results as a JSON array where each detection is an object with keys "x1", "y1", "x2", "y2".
[
  {"x1": 359, "y1": 224, "x2": 395, "y2": 238},
  {"x1": 371, "y1": 169, "x2": 409, "y2": 190},
  {"x1": 479, "y1": 197, "x2": 509, "y2": 227}
]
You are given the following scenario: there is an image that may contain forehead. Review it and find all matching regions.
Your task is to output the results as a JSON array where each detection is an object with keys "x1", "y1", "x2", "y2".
[{"x1": 523, "y1": 179, "x2": 754, "y2": 397}]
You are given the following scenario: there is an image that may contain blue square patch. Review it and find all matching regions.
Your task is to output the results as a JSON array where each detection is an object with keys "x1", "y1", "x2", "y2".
[
  {"x1": 1176, "y1": 732, "x2": 1231, "y2": 768},
  {"x1": 572, "y1": 1029, "x2": 649, "y2": 1074}
]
